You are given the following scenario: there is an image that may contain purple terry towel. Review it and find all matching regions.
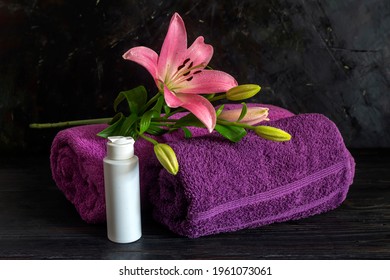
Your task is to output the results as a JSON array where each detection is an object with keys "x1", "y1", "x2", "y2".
[
  {"x1": 50, "y1": 103, "x2": 292, "y2": 223},
  {"x1": 149, "y1": 114, "x2": 355, "y2": 238},
  {"x1": 50, "y1": 124, "x2": 109, "y2": 223},
  {"x1": 50, "y1": 123, "x2": 160, "y2": 223}
]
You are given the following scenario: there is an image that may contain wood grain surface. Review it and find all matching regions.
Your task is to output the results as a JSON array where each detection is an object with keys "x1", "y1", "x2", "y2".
[{"x1": 0, "y1": 149, "x2": 389, "y2": 259}]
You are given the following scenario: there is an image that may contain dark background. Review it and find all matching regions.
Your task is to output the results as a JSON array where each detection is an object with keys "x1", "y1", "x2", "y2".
[{"x1": 1, "y1": 0, "x2": 389, "y2": 154}]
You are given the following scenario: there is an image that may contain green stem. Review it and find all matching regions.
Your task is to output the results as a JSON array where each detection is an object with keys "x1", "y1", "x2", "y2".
[
  {"x1": 209, "y1": 94, "x2": 227, "y2": 102},
  {"x1": 139, "y1": 133, "x2": 158, "y2": 145},
  {"x1": 150, "y1": 122, "x2": 175, "y2": 127},
  {"x1": 167, "y1": 128, "x2": 179, "y2": 133},
  {"x1": 164, "y1": 107, "x2": 185, "y2": 118},
  {"x1": 141, "y1": 92, "x2": 162, "y2": 112},
  {"x1": 152, "y1": 118, "x2": 177, "y2": 122},
  {"x1": 29, "y1": 117, "x2": 112, "y2": 129},
  {"x1": 217, "y1": 119, "x2": 254, "y2": 130}
]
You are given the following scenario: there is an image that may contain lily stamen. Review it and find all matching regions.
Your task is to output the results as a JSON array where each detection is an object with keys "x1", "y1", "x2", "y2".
[
  {"x1": 176, "y1": 58, "x2": 191, "y2": 72},
  {"x1": 170, "y1": 63, "x2": 205, "y2": 85}
]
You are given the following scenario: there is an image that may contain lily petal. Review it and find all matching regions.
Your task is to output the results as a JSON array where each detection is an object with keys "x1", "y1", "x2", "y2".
[
  {"x1": 163, "y1": 85, "x2": 184, "y2": 108},
  {"x1": 243, "y1": 107, "x2": 269, "y2": 125},
  {"x1": 219, "y1": 107, "x2": 269, "y2": 125},
  {"x1": 178, "y1": 69, "x2": 238, "y2": 94},
  {"x1": 163, "y1": 85, "x2": 215, "y2": 131},
  {"x1": 175, "y1": 93, "x2": 216, "y2": 132},
  {"x1": 185, "y1": 36, "x2": 213, "y2": 67},
  {"x1": 123, "y1": 46, "x2": 158, "y2": 81},
  {"x1": 158, "y1": 13, "x2": 188, "y2": 82}
]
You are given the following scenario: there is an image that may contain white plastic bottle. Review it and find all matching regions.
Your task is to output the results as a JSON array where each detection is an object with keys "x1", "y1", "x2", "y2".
[{"x1": 103, "y1": 136, "x2": 142, "y2": 243}]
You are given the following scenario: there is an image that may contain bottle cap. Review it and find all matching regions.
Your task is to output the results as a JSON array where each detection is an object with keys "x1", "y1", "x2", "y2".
[{"x1": 106, "y1": 136, "x2": 135, "y2": 160}]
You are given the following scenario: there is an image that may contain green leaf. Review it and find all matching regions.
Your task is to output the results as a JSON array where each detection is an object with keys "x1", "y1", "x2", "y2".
[
  {"x1": 205, "y1": 93, "x2": 215, "y2": 100},
  {"x1": 113, "y1": 86, "x2": 147, "y2": 114},
  {"x1": 139, "y1": 110, "x2": 158, "y2": 134},
  {"x1": 146, "y1": 124, "x2": 169, "y2": 136},
  {"x1": 174, "y1": 113, "x2": 204, "y2": 128},
  {"x1": 97, "y1": 113, "x2": 125, "y2": 138},
  {"x1": 152, "y1": 95, "x2": 165, "y2": 115},
  {"x1": 108, "y1": 112, "x2": 124, "y2": 125},
  {"x1": 216, "y1": 105, "x2": 225, "y2": 117},
  {"x1": 163, "y1": 105, "x2": 171, "y2": 115},
  {"x1": 214, "y1": 124, "x2": 247, "y2": 143},
  {"x1": 118, "y1": 113, "x2": 138, "y2": 136},
  {"x1": 237, "y1": 102, "x2": 248, "y2": 122},
  {"x1": 181, "y1": 127, "x2": 192, "y2": 139}
]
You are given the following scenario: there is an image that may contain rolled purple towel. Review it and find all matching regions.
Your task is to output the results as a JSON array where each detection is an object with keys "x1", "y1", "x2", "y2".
[
  {"x1": 50, "y1": 124, "x2": 107, "y2": 223},
  {"x1": 149, "y1": 114, "x2": 355, "y2": 238},
  {"x1": 50, "y1": 124, "x2": 161, "y2": 223},
  {"x1": 50, "y1": 103, "x2": 291, "y2": 223}
]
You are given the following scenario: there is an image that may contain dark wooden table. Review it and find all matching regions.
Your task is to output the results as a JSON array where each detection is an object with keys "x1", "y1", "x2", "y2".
[{"x1": 0, "y1": 149, "x2": 389, "y2": 259}]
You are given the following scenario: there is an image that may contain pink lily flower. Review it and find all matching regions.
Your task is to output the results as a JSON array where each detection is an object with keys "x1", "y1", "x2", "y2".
[
  {"x1": 122, "y1": 13, "x2": 238, "y2": 132},
  {"x1": 218, "y1": 106, "x2": 270, "y2": 126}
]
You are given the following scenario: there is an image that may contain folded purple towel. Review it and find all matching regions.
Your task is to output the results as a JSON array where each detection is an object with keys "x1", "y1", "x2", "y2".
[
  {"x1": 149, "y1": 114, "x2": 355, "y2": 238},
  {"x1": 50, "y1": 103, "x2": 292, "y2": 223}
]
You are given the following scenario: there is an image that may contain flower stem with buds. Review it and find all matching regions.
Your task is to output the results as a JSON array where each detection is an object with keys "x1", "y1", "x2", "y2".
[{"x1": 29, "y1": 118, "x2": 112, "y2": 129}]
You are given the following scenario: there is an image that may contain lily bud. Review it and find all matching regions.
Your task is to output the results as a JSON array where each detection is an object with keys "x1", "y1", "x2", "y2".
[
  {"x1": 154, "y1": 143, "x2": 179, "y2": 175},
  {"x1": 226, "y1": 84, "x2": 261, "y2": 101},
  {"x1": 218, "y1": 106, "x2": 269, "y2": 125},
  {"x1": 254, "y1": 126, "x2": 291, "y2": 142}
]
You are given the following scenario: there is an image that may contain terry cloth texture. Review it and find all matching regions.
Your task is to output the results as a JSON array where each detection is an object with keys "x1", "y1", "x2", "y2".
[
  {"x1": 149, "y1": 114, "x2": 355, "y2": 238},
  {"x1": 50, "y1": 104, "x2": 293, "y2": 223}
]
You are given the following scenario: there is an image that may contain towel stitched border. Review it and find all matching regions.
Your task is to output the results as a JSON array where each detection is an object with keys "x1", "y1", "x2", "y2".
[{"x1": 192, "y1": 160, "x2": 347, "y2": 222}]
